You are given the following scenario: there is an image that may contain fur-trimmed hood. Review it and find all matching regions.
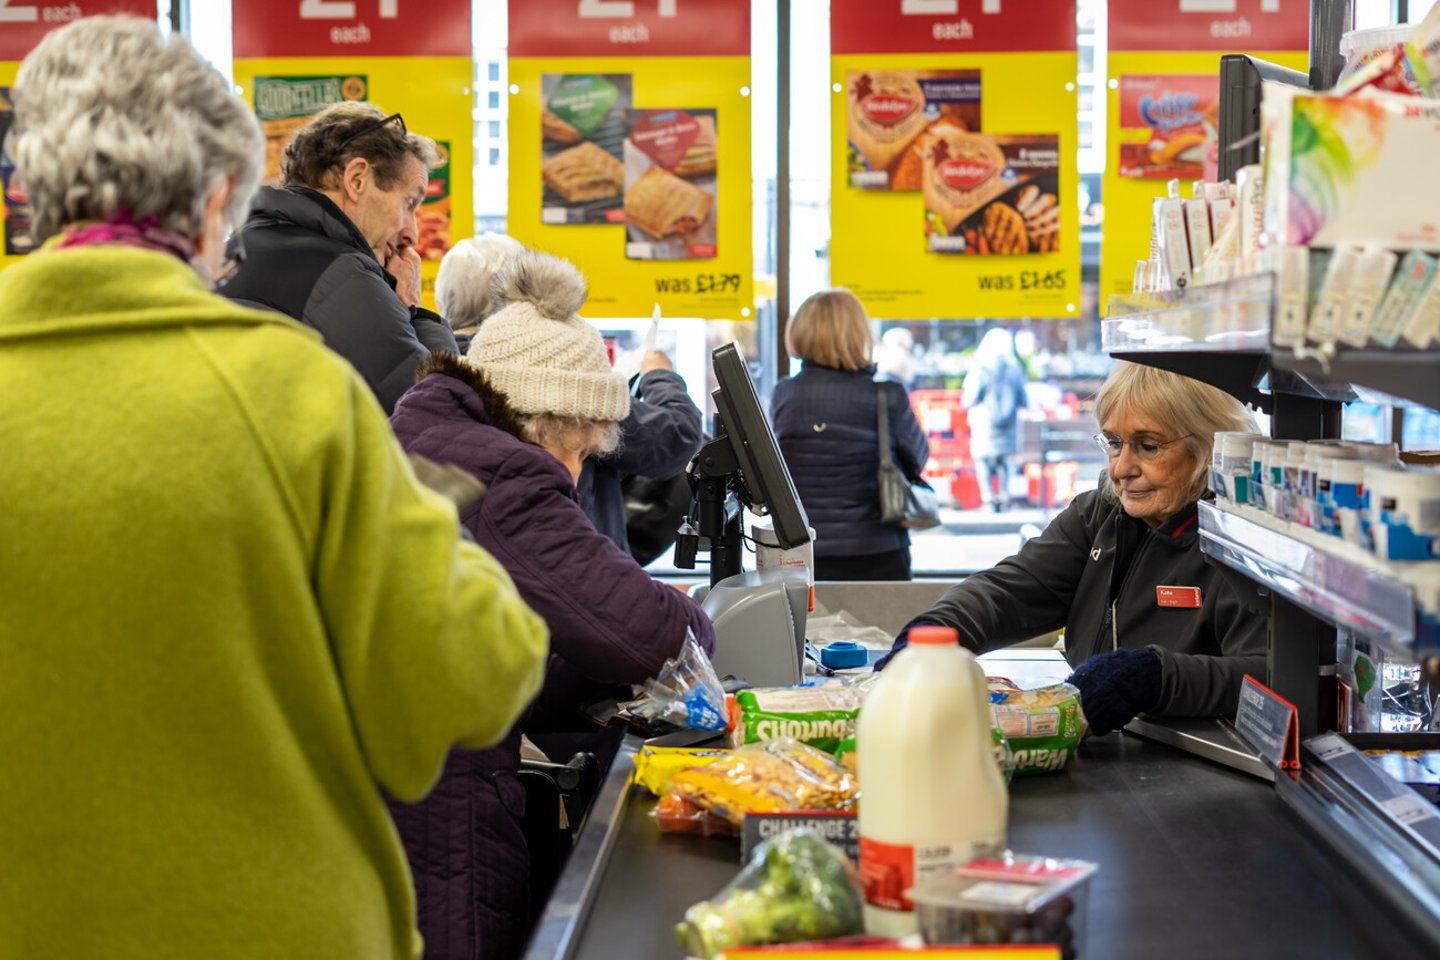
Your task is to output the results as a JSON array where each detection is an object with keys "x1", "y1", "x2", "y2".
[{"x1": 414, "y1": 351, "x2": 530, "y2": 444}]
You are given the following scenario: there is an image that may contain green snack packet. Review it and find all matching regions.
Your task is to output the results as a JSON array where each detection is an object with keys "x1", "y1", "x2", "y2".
[
  {"x1": 988, "y1": 681, "x2": 1084, "y2": 777},
  {"x1": 731, "y1": 685, "x2": 859, "y2": 755},
  {"x1": 546, "y1": 74, "x2": 619, "y2": 139}
]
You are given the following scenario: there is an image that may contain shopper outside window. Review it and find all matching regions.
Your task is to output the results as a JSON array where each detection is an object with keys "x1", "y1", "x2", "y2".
[
  {"x1": 221, "y1": 101, "x2": 457, "y2": 413},
  {"x1": 772, "y1": 288, "x2": 932, "y2": 581},
  {"x1": 0, "y1": 17, "x2": 548, "y2": 960},
  {"x1": 386, "y1": 250, "x2": 715, "y2": 960},
  {"x1": 962, "y1": 327, "x2": 1029, "y2": 512},
  {"x1": 880, "y1": 363, "x2": 1267, "y2": 736}
]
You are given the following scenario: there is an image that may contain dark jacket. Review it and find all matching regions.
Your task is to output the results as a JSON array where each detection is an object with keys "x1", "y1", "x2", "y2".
[
  {"x1": 385, "y1": 355, "x2": 714, "y2": 960},
  {"x1": 222, "y1": 186, "x2": 456, "y2": 414},
  {"x1": 889, "y1": 489, "x2": 1266, "y2": 720},
  {"x1": 577, "y1": 368, "x2": 704, "y2": 553},
  {"x1": 771, "y1": 365, "x2": 930, "y2": 558}
]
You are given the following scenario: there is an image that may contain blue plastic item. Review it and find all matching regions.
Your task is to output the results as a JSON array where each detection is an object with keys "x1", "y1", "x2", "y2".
[{"x1": 819, "y1": 641, "x2": 869, "y2": 670}]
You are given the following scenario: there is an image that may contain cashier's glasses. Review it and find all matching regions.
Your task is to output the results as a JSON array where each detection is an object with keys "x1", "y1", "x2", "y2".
[{"x1": 1093, "y1": 433, "x2": 1193, "y2": 462}]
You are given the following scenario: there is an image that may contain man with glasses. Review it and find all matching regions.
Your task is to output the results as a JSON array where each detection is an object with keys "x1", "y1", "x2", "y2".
[
  {"x1": 222, "y1": 103, "x2": 457, "y2": 413},
  {"x1": 879, "y1": 363, "x2": 1268, "y2": 740}
]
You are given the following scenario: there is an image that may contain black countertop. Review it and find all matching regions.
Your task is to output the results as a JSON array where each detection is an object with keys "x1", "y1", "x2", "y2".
[{"x1": 529, "y1": 732, "x2": 1433, "y2": 960}]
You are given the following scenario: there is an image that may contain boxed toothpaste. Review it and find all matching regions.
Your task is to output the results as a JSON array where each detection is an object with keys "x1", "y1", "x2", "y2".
[{"x1": 1265, "y1": 87, "x2": 1440, "y2": 252}]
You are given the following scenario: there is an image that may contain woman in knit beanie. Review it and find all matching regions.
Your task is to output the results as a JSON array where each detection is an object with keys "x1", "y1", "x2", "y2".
[{"x1": 387, "y1": 250, "x2": 715, "y2": 960}]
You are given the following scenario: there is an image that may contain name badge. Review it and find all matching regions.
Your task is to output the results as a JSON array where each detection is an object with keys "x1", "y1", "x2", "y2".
[{"x1": 1156, "y1": 585, "x2": 1201, "y2": 608}]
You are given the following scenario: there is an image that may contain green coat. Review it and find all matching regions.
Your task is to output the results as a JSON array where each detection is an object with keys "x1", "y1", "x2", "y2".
[{"x1": 0, "y1": 246, "x2": 549, "y2": 959}]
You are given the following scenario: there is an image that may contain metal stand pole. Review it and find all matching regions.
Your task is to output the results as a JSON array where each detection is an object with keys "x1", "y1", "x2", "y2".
[
  {"x1": 1310, "y1": 0, "x2": 1355, "y2": 90},
  {"x1": 774, "y1": 0, "x2": 791, "y2": 382}
]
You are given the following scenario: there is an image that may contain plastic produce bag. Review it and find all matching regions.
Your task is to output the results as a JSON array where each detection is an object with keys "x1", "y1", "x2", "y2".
[
  {"x1": 806, "y1": 610, "x2": 895, "y2": 650},
  {"x1": 676, "y1": 828, "x2": 864, "y2": 959},
  {"x1": 622, "y1": 631, "x2": 727, "y2": 731}
]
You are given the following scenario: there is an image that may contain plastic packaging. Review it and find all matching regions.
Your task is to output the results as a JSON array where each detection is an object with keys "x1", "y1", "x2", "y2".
[
  {"x1": 908, "y1": 852, "x2": 1098, "y2": 958},
  {"x1": 632, "y1": 744, "x2": 729, "y2": 796},
  {"x1": 1212, "y1": 432, "x2": 1262, "y2": 505},
  {"x1": 856, "y1": 625, "x2": 1008, "y2": 938},
  {"x1": 729, "y1": 682, "x2": 861, "y2": 755},
  {"x1": 668, "y1": 736, "x2": 858, "y2": 827},
  {"x1": 651, "y1": 790, "x2": 738, "y2": 837},
  {"x1": 676, "y1": 828, "x2": 865, "y2": 959},
  {"x1": 624, "y1": 632, "x2": 727, "y2": 731},
  {"x1": 987, "y1": 679, "x2": 1084, "y2": 777}
]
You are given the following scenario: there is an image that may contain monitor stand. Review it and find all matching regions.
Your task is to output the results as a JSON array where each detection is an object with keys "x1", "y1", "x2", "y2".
[{"x1": 691, "y1": 567, "x2": 809, "y2": 687}]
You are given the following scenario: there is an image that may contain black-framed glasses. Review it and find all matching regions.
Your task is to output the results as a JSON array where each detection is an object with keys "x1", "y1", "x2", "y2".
[
  {"x1": 1093, "y1": 433, "x2": 1192, "y2": 462},
  {"x1": 337, "y1": 112, "x2": 406, "y2": 149}
]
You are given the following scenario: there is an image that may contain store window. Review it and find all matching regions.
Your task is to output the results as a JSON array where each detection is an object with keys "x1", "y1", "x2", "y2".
[{"x1": 171, "y1": 0, "x2": 1422, "y2": 576}]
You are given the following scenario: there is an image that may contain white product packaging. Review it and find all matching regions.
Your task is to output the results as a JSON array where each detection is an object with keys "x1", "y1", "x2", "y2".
[
  {"x1": 1209, "y1": 196, "x2": 1236, "y2": 242},
  {"x1": 1308, "y1": 245, "x2": 1363, "y2": 344},
  {"x1": 1319, "y1": 451, "x2": 1359, "y2": 538},
  {"x1": 1279, "y1": 442, "x2": 1310, "y2": 522},
  {"x1": 1369, "y1": 465, "x2": 1440, "y2": 560},
  {"x1": 1212, "y1": 432, "x2": 1263, "y2": 505},
  {"x1": 1318, "y1": 453, "x2": 1367, "y2": 539},
  {"x1": 1300, "y1": 443, "x2": 1357, "y2": 529},
  {"x1": 857, "y1": 625, "x2": 1007, "y2": 938},
  {"x1": 1400, "y1": 267, "x2": 1440, "y2": 348},
  {"x1": 1336, "y1": 246, "x2": 1399, "y2": 347},
  {"x1": 1370, "y1": 250, "x2": 1437, "y2": 348},
  {"x1": 752, "y1": 520, "x2": 817, "y2": 611},
  {"x1": 1155, "y1": 196, "x2": 1192, "y2": 291},
  {"x1": 1235, "y1": 163, "x2": 1266, "y2": 259},
  {"x1": 1251, "y1": 439, "x2": 1286, "y2": 515},
  {"x1": 1272, "y1": 246, "x2": 1311, "y2": 349},
  {"x1": 1185, "y1": 197, "x2": 1213, "y2": 268}
]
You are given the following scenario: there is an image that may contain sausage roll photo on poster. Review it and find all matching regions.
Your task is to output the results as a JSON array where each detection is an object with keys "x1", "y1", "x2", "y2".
[{"x1": 540, "y1": 73, "x2": 631, "y2": 225}]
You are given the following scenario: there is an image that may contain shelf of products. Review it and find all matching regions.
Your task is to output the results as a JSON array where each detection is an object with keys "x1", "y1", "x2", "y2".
[
  {"x1": 1104, "y1": 274, "x2": 1278, "y2": 411},
  {"x1": 1103, "y1": 272, "x2": 1275, "y2": 353},
  {"x1": 1197, "y1": 501, "x2": 1423, "y2": 658}
]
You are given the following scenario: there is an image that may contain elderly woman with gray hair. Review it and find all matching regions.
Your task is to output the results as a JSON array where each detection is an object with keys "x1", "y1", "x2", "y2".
[
  {"x1": 0, "y1": 17, "x2": 548, "y2": 960},
  {"x1": 880, "y1": 362, "x2": 1267, "y2": 737}
]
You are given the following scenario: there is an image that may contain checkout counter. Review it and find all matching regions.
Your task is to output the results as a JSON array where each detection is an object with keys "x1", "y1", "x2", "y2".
[{"x1": 523, "y1": 582, "x2": 1436, "y2": 960}]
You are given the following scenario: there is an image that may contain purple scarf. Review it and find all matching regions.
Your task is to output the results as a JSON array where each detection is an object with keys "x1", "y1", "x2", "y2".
[{"x1": 57, "y1": 210, "x2": 199, "y2": 268}]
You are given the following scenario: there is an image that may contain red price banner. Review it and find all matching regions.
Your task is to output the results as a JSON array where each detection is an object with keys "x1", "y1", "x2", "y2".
[
  {"x1": 831, "y1": 0, "x2": 1076, "y2": 55},
  {"x1": 509, "y1": 0, "x2": 749, "y2": 58},
  {"x1": 233, "y1": 0, "x2": 471, "y2": 59},
  {"x1": 1109, "y1": 0, "x2": 1310, "y2": 53},
  {"x1": 0, "y1": 1, "x2": 156, "y2": 61}
]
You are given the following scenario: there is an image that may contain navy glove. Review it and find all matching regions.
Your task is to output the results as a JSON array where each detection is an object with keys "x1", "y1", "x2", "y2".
[{"x1": 1066, "y1": 647, "x2": 1163, "y2": 736}]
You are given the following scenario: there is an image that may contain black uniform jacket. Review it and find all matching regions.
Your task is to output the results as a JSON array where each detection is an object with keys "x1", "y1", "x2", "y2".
[{"x1": 912, "y1": 488, "x2": 1267, "y2": 719}]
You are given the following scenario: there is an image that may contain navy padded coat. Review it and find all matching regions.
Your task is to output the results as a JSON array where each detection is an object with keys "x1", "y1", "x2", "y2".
[{"x1": 771, "y1": 364, "x2": 931, "y2": 558}]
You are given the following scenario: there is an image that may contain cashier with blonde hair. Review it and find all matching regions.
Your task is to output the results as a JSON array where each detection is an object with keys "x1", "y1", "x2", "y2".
[
  {"x1": 880, "y1": 362, "x2": 1267, "y2": 736},
  {"x1": 772, "y1": 288, "x2": 931, "y2": 581}
]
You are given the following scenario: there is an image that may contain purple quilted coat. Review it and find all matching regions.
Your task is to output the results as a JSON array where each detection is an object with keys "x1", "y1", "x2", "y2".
[{"x1": 386, "y1": 355, "x2": 715, "y2": 959}]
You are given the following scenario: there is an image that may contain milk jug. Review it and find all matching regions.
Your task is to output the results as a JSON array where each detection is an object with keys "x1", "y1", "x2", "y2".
[{"x1": 856, "y1": 625, "x2": 1008, "y2": 937}]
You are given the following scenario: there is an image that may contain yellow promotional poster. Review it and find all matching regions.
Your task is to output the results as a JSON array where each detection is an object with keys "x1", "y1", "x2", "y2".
[
  {"x1": 1101, "y1": 0, "x2": 1310, "y2": 301},
  {"x1": 507, "y1": 0, "x2": 752, "y2": 320},
  {"x1": 829, "y1": 1, "x2": 1080, "y2": 320},
  {"x1": 231, "y1": 0, "x2": 474, "y2": 309},
  {"x1": 1, "y1": 1, "x2": 159, "y2": 273}
]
